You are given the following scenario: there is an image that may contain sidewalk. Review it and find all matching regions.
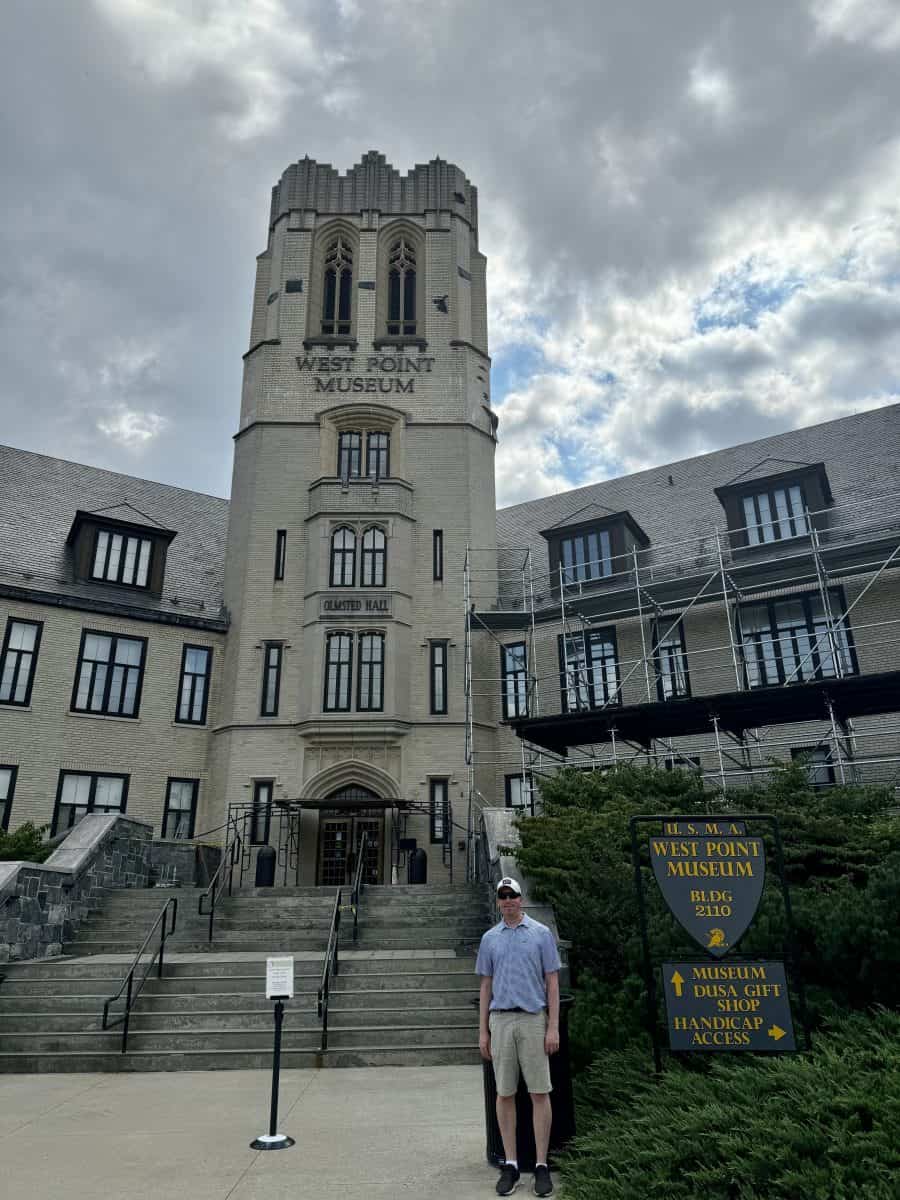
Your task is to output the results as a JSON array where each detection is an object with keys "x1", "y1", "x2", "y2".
[{"x1": 1, "y1": 1065, "x2": 556, "y2": 1199}]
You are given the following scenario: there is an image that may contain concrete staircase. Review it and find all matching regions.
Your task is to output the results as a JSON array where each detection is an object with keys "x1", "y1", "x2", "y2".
[{"x1": 0, "y1": 883, "x2": 488, "y2": 1072}]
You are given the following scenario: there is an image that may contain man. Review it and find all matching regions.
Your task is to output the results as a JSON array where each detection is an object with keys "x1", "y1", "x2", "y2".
[{"x1": 476, "y1": 876, "x2": 561, "y2": 1197}]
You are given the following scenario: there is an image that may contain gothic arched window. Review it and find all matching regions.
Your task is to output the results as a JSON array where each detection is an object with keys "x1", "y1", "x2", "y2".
[
  {"x1": 330, "y1": 526, "x2": 356, "y2": 587},
  {"x1": 360, "y1": 527, "x2": 386, "y2": 588},
  {"x1": 387, "y1": 237, "x2": 416, "y2": 336},
  {"x1": 322, "y1": 235, "x2": 353, "y2": 336}
]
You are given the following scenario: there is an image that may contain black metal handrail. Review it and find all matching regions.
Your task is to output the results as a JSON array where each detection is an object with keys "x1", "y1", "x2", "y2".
[
  {"x1": 317, "y1": 887, "x2": 342, "y2": 1053},
  {"x1": 198, "y1": 816, "x2": 242, "y2": 943},
  {"x1": 101, "y1": 896, "x2": 178, "y2": 1053},
  {"x1": 350, "y1": 830, "x2": 368, "y2": 942}
]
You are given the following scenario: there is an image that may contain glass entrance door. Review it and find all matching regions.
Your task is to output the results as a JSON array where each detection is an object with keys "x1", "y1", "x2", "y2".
[
  {"x1": 318, "y1": 818, "x2": 352, "y2": 886},
  {"x1": 316, "y1": 789, "x2": 385, "y2": 885}
]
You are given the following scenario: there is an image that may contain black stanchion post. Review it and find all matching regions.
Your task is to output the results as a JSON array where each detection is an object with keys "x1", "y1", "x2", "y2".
[{"x1": 251, "y1": 957, "x2": 296, "y2": 1151}]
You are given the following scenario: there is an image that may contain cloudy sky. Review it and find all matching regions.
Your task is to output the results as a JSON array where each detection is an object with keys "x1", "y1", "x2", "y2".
[{"x1": 2, "y1": 1, "x2": 900, "y2": 507}]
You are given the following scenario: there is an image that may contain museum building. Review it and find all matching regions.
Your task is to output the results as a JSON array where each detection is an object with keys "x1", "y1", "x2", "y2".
[{"x1": 1, "y1": 153, "x2": 899, "y2": 887}]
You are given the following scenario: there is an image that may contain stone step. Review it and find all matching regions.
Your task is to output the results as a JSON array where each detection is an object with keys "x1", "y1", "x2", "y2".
[
  {"x1": 0, "y1": 1044, "x2": 481, "y2": 1073},
  {"x1": 62, "y1": 937, "x2": 329, "y2": 954}
]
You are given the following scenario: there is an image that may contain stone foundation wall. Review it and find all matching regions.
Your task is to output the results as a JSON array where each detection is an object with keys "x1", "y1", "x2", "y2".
[{"x1": 0, "y1": 814, "x2": 152, "y2": 963}]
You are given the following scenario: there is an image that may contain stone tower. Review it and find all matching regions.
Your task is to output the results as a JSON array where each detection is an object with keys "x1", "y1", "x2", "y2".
[{"x1": 209, "y1": 152, "x2": 496, "y2": 885}]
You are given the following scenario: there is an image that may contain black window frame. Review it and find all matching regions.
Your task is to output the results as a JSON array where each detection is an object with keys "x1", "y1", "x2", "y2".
[
  {"x1": 500, "y1": 641, "x2": 528, "y2": 719},
  {"x1": 356, "y1": 631, "x2": 385, "y2": 712},
  {"x1": 0, "y1": 764, "x2": 17, "y2": 832},
  {"x1": 433, "y1": 529, "x2": 444, "y2": 581},
  {"x1": 387, "y1": 236, "x2": 417, "y2": 337},
  {"x1": 740, "y1": 482, "x2": 810, "y2": 546},
  {"x1": 260, "y1": 642, "x2": 283, "y2": 717},
  {"x1": 651, "y1": 618, "x2": 691, "y2": 701},
  {"x1": 91, "y1": 526, "x2": 154, "y2": 589},
  {"x1": 366, "y1": 432, "x2": 390, "y2": 480},
  {"x1": 52, "y1": 770, "x2": 129, "y2": 837},
  {"x1": 791, "y1": 747, "x2": 836, "y2": 789},
  {"x1": 0, "y1": 617, "x2": 43, "y2": 707},
  {"x1": 504, "y1": 772, "x2": 534, "y2": 812},
  {"x1": 274, "y1": 529, "x2": 287, "y2": 581},
  {"x1": 330, "y1": 526, "x2": 357, "y2": 587},
  {"x1": 429, "y1": 777, "x2": 448, "y2": 844},
  {"x1": 321, "y1": 235, "x2": 354, "y2": 336},
  {"x1": 738, "y1": 587, "x2": 858, "y2": 689},
  {"x1": 558, "y1": 628, "x2": 621, "y2": 712},
  {"x1": 429, "y1": 640, "x2": 448, "y2": 715},
  {"x1": 71, "y1": 629, "x2": 148, "y2": 719},
  {"x1": 663, "y1": 755, "x2": 702, "y2": 773},
  {"x1": 337, "y1": 431, "x2": 362, "y2": 480},
  {"x1": 324, "y1": 632, "x2": 354, "y2": 712},
  {"x1": 161, "y1": 777, "x2": 199, "y2": 840},
  {"x1": 250, "y1": 779, "x2": 274, "y2": 845},
  {"x1": 559, "y1": 528, "x2": 613, "y2": 586},
  {"x1": 175, "y1": 643, "x2": 212, "y2": 725},
  {"x1": 360, "y1": 526, "x2": 387, "y2": 588}
]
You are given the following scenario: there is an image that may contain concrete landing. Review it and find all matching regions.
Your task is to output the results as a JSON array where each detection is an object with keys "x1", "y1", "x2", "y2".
[{"x1": 0, "y1": 1065, "x2": 555, "y2": 1199}]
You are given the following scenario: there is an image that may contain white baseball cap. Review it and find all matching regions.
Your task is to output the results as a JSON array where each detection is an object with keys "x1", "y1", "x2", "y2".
[{"x1": 496, "y1": 877, "x2": 522, "y2": 896}]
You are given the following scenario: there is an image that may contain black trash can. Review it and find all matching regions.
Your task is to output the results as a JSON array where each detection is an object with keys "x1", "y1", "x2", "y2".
[
  {"x1": 408, "y1": 846, "x2": 427, "y2": 885},
  {"x1": 254, "y1": 845, "x2": 276, "y2": 887},
  {"x1": 480, "y1": 994, "x2": 576, "y2": 1171}
]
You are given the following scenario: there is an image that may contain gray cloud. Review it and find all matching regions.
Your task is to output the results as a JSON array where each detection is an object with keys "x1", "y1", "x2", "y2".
[{"x1": 1, "y1": 1, "x2": 899, "y2": 507}]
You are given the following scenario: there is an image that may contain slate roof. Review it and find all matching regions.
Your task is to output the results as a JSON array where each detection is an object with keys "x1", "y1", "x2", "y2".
[
  {"x1": 496, "y1": 403, "x2": 900, "y2": 592},
  {"x1": 0, "y1": 444, "x2": 230, "y2": 627}
]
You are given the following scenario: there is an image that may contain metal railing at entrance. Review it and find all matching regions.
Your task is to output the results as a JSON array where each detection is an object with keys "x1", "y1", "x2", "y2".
[
  {"x1": 198, "y1": 815, "x2": 242, "y2": 943},
  {"x1": 317, "y1": 833, "x2": 370, "y2": 1053},
  {"x1": 101, "y1": 896, "x2": 178, "y2": 1053}
]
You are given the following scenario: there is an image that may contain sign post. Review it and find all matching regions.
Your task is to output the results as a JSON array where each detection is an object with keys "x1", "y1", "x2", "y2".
[{"x1": 250, "y1": 956, "x2": 296, "y2": 1151}]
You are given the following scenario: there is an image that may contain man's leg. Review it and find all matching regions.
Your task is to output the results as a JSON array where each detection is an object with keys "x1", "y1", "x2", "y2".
[
  {"x1": 530, "y1": 1092, "x2": 552, "y2": 1164},
  {"x1": 496, "y1": 1093, "x2": 518, "y2": 1164}
]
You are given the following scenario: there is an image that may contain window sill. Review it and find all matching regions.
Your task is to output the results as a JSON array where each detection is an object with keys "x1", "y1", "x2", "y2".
[
  {"x1": 0, "y1": 703, "x2": 32, "y2": 712},
  {"x1": 172, "y1": 720, "x2": 209, "y2": 729},
  {"x1": 69, "y1": 710, "x2": 142, "y2": 723},
  {"x1": 373, "y1": 336, "x2": 427, "y2": 352},
  {"x1": 303, "y1": 336, "x2": 358, "y2": 350}
]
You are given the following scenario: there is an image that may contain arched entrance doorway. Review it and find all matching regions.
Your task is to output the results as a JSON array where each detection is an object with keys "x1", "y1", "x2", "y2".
[{"x1": 316, "y1": 785, "x2": 384, "y2": 886}]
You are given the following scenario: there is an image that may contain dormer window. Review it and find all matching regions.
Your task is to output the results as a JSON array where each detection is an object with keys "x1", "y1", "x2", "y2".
[
  {"x1": 67, "y1": 507, "x2": 176, "y2": 595},
  {"x1": 715, "y1": 462, "x2": 832, "y2": 551},
  {"x1": 542, "y1": 509, "x2": 650, "y2": 593},
  {"x1": 92, "y1": 529, "x2": 153, "y2": 588}
]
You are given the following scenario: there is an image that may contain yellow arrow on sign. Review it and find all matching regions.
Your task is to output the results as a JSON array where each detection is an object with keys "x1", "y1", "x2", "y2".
[
  {"x1": 768, "y1": 1025, "x2": 786, "y2": 1041},
  {"x1": 670, "y1": 971, "x2": 685, "y2": 997}
]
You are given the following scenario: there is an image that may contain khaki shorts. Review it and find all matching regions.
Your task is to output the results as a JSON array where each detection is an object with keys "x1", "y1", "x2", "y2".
[{"x1": 489, "y1": 1009, "x2": 552, "y2": 1096}]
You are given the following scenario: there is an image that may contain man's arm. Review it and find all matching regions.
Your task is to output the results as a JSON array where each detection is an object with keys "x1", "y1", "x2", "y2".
[
  {"x1": 479, "y1": 975, "x2": 493, "y2": 1060},
  {"x1": 544, "y1": 970, "x2": 560, "y2": 1055}
]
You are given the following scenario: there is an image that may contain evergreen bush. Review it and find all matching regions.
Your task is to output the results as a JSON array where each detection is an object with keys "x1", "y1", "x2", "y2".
[{"x1": 0, "y1": 821, "x2": 52, "y2": 863}]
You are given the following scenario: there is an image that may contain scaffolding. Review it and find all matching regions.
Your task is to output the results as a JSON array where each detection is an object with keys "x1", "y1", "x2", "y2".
[{"x1": 462, "y1": 487, "x2": 900, "y2": 860}]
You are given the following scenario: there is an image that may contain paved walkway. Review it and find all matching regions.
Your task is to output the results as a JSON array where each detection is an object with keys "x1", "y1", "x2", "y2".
[{"x1": 1, "y1": 1066, "x2": 557, "y2": 1199}]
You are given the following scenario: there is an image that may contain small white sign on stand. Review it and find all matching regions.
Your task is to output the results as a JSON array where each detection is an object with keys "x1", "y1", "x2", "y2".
[{"x1": 266, "y1": 956, "x2": 294, "y2": 999}]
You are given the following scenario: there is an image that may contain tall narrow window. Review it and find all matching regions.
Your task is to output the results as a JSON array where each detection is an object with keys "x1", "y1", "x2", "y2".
[
  {"x1": 366, "y1": 432, "x2": 390, "y2": 479},
  {"x1": 338, "y1": 431, "x2": 362, "y2": 480},
  {"x1": 742, "y1": 485, "x2": 809, "y2": 545},
  {"x1": 162, "y1": 778, "x2": 198, "y2": 839},
  {"x1": 429, "y1": 778, "x2": 448, "y2": 844},
  {"x1": 72, "y1": 631, "x2": 146, "y2": 718},
  {"x1": 0, "y1": 618, "x2": 42, "y2": 706},
  {"x1": 559, "y1": 629, "x2": 620, "y2": 712},
  {"x1": 53, "y1": 771, "x2": 127, "y2": 836},
  {"x1": 260, "y1": 643, "x2": 283, "y2": 717},
  {"x1": 321, "y1": 235, "x2": 353, "y2": 335},
  {"x1": 505, "y1": 773, "x2": 533, "y2": 812},
  {"x1": 250, "y1": 780, "x2": 274, "y2": 845},
  {"x1": 357, "y1": 632, "x2": 385, "y2": 711},
  {"x1": 433, "y1": 530, "x2": 444, "y2": 581},
  {"x1": 324, "y1": 632, "x2": 353, "y2": 712},
  {"x1": 791, "y1": 747, "x2": 836, "y2": 789},
  {"x1": 652, "y1": 619, "x2": 690, "y2": 701},
  {"x1": 430, "y1": 640, "x2": 448, "y2": 715},
  {"x1": 360, "y1": 527, "x2": 386, "y2": 587},
  {"x1": 501, "y1": 642, "x2": 528, "y2": 719},
  {"x1": 0, "y1": 765, "x2": 17, "y2": 832},
  {"x1": 92, "y1": 529, "x2": 153, "y2": 588},
  {"x1": 274, "y1": 530, "x2": 286, "y2": 581},
  {"x1": 387, "y1": 237, "x2": 417, "y2": 336},
  {"x1": 176, "y1": 644, "x2": 212, "y2": 725},
  {"x1": 330, "y1": 526, "x2": 356, "y2": 587}
]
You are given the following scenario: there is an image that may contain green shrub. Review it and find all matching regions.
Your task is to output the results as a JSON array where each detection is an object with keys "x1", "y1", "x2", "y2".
[
  {"x1": 562, "y1": 1010, "x2": 900, "y2": 1200},
  {"x1": 0, "y1": 821, "x2": 52, "y2": 863}
]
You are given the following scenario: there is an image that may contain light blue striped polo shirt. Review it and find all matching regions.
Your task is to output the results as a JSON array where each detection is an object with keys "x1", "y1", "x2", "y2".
[{"x1": 475, "y1": 913, "x2": 561, "y2": 1012}]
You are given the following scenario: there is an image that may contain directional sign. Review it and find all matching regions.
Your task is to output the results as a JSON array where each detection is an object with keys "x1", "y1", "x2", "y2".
[
  {"x1": 662, "y1": 960, "x2": 796, "y2": 1052},
  {"x1": 661, "y1": 819, "x2": 746, "y2": 836},
  {"x1": 650, "y1": 834, "x2": 765, "y2": 956}
]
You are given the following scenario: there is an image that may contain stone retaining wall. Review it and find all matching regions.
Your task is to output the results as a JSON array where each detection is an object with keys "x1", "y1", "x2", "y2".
[{"x1": 0, "y1": 814, "x2": 152, "y2": 963}]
